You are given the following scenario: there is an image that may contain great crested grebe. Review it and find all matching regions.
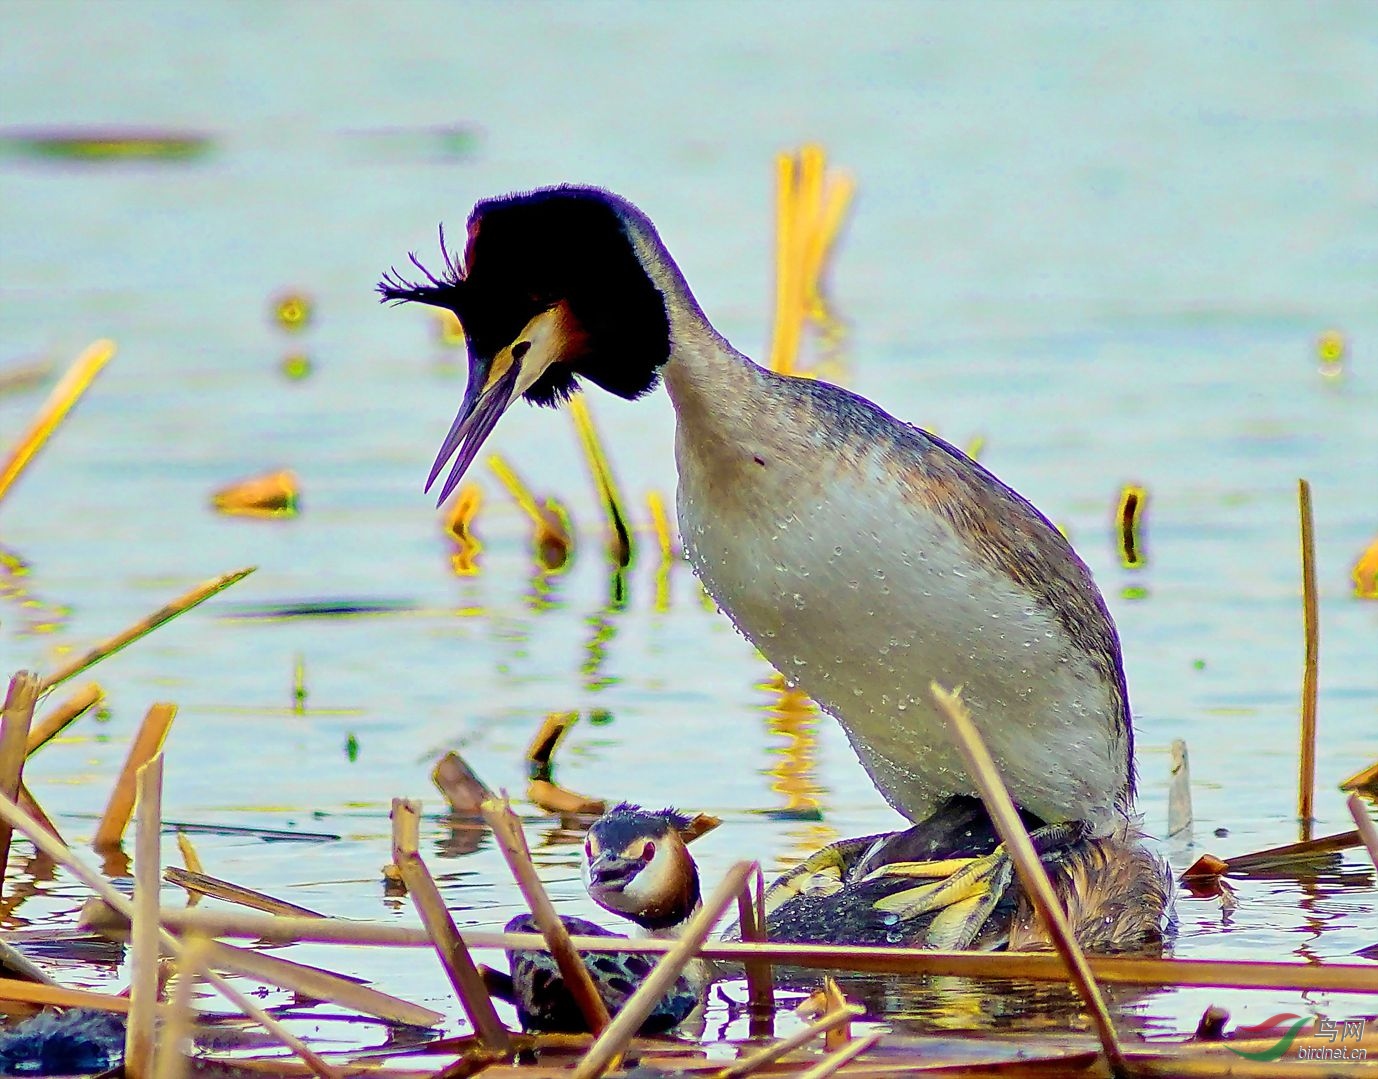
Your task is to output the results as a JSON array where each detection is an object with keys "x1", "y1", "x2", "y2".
[
  {"x1": 380, "y1": 186, "x2": 1170, "y2": 949},
  {"x1": 484, "y1": 805, "x2": 708, "y2": 1033}
]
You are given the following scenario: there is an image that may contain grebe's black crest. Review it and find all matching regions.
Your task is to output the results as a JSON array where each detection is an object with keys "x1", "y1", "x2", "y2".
[
  {"x1": 595, "y1": 802, "x2": 693, "y2": 843},
  {"x1": 378, "y1": 186, "x2": 672, "y2": 503}
]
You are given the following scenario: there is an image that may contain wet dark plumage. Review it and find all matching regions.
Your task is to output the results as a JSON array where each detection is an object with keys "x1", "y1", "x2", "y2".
[{"x1": 490, "y1": 914, "x2": 699, "y2": 1034}]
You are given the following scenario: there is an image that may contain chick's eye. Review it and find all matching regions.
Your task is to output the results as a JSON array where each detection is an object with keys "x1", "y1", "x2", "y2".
[
  {"x1": 584, "y1": 839, "x2": 593, "y2": 859},
  {"x1": 641, "y1": 841, "x2": 655, "y2": 861}
]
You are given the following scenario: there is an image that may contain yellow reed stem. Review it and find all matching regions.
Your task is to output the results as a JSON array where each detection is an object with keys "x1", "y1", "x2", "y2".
[
  {"x1": 0, "y1": 339, "x2": 115, "y2": 507},
  {"x1": 24, "y1": 682, "x2": 103, "y2": 756},
  {"x1": 769, "y1": 152, "x2": 800, "y2": 375},
  {"x1": 1298, "y1": 479, "x2": 1318, "y2": 841},
  {"x1": 569, "y1": 395, "x2": 632, "y2": 566},
  {"x1": 40, "y1": 567, "x2": 256, "y2": 694},
  {"x1": 646, "y1": 490, "x2": 675, "y2": 559},
  {"x1": 94, "y1": 703, "x2": 176, "y2": 850},
  {"x1": 931, "y1": 683, "x2": 1129, "y2": 1079}
]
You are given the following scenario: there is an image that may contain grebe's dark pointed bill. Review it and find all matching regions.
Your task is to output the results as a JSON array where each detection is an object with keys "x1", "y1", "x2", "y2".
[
  {"x1": 427, "y1": 356, "x2": 520, "y2": 505},
  {"x1": 425, "y1": 303, "x2": 582, "y2": 506}
]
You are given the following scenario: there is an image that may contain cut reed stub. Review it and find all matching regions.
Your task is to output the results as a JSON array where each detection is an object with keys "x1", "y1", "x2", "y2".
[
  {"x1": 1167, "y1": 738, "x2": 1193, "y2": 839},
  {"x1": 1341, "y1": 758, "x2": 1378, "y2": 797},
  {"x1": 211, "y1": 470, "x2": 299, "y2": 519},
  {"x1": 432, "y1": 751, "x2": 494, "y2": 816},
  {"x1": 527, "y1": 779, "x2": 606, "y2": 817}
]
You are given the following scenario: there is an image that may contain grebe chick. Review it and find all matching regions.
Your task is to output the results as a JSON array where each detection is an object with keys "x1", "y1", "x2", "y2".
[
  {"x1": 758, "y1": 797, "x2": 1169, "y2": 953},
  {"x1": 380, "y1": 185, "x2": 1169, "y2": 947},
  {"x1": 486, "y1": 804, "x2": 708, "y2": 1034}
]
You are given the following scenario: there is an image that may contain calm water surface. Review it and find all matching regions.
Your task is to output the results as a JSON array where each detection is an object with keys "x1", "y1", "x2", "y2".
[{"x1": 1, "y1": 0, "x2": 1375, "y2": 1054}]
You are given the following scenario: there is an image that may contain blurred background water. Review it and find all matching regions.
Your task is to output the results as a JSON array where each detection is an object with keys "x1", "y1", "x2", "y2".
[{"x1": 1, "y1": 0, "x2": 1375, "y2": 1052}]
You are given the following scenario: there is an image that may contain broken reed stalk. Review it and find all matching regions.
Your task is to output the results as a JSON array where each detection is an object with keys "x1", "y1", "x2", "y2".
[
  {"x1": 203, "y1": 939, "x2": 443, "y2": 1028},
  {"x1": 1298, "y1": 479, "x2": 1319, "y2": 842},
  {"x1": 24, "y1": 682, "x2": 103, "y2": 756},
  {"x1": 1167, "y1": 738, "x2": 1192, "y2": 839},
  {"x1": 481, "y1": 796, "x2": 611, "y2": 1033},
  {"x1": 39, "y1": 566, "x2": 256, "y2": 695},
  {"x1": 573, "y1": 861, "x2": 756, "y2": 1079},
  {"x1": 391, "y1": 799, "x2": 510, "y2": 1049},
  {"x1": 82, "y1": 901, "x2": 1378, "y2": 993},
  {"x1": 0, "y1": 792, "x2": 341, "y2": 1079},
  {"x1": 94, "y1": 925, "x2": 444, "y2": 1028},
  {"x1": 0, "y1": 935, "x2": 59, "y2": 986},
  {"x1": 153, "y1": 935, "x2": 206, "y2": 1079},
  {"x1": 0, "y1": 338, "x2": 116, "y2": 508},
  {"x1": 717, "y1": 1004, "x2": 864, "y2": 1079},
  {"x1": 0, "y1": 976, "x2": 135, "y2": 1012},
  {"x1": 929, "y1": 682, "x2": 1130, "y2": 1079},
  {"x1": 735, "y1": 869, "x2": 775, "y2": 1039},
  {"x1": 1348, "y1": 794, "x2": 1378, "y2": 872},
  {"x1": 432, "y1": 751, "x2": 494, "y2": 815},
  {"x1": 0, "y1": 671, "x2": 40, "y2": 890},
  {"x1": 796, "y1": 1030, "x2": 883, "y2": 1079},
  {"x1": 815, "y1": 979, "x2": 853, "y2": 1051},
  {"x1": 127, "y1": 755, "x2": 164, "y2": 1079},
  {"x1": 1219, "y1": 828, "x2": 1360, "y2": 873},
  {"x1": 164, "y1": 867, "x2": 324, "y2": 918},
  {"x1": 526, "y1": 711, "x2": 577, "y2": 778},
  {"x1": 94, "y1": 702, "x2": 176, "y2": 850},
  {"x1": 175, "y1": 832, "x2": 204, "y2": 908},
  {"x1": 16, "y1": 781, "x2": 63, "y2": 844}
]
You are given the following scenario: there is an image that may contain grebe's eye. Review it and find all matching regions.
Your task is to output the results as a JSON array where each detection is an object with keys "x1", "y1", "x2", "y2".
[
  {"x1": 640, "y1": 841, "x2": 655, "y2": 861},
  {"x1": 584, "y1": 838, "x2": 593, "y2": 859}
]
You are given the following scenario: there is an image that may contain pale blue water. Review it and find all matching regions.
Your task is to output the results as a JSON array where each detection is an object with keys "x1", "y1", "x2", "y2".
[{"x1": 1, "y1": 0, "x2": 1375, "y2": 1052}]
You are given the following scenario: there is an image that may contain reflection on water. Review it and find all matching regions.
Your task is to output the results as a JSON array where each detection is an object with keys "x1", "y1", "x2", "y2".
[{"x1": 761, "y1": 674, "x2": 837, "y2": 870}]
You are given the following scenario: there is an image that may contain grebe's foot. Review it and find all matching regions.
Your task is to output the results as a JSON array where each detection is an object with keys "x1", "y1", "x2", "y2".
[
  {"x1": 863, "y1": 821, "x2": 1090, "y2": 949},
  {"x1": 760, "y1": 834, "x2": 884, "y2": 918}
]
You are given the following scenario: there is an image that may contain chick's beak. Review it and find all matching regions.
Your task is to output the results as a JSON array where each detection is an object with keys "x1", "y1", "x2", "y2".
[
  {"x1": 587, "y1": 851, "x2": 641, "y2": 891},
  {"x1": 425, "y1": 304, "x2": 571, "y2": 505}
]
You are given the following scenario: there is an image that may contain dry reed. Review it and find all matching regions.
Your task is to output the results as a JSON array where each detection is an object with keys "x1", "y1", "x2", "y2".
[
  {"x1": 78, "y1": 901, "x2": 1378, "y2": 993},
  {"x1": 0, "y1": 339, "x2": 115, "y2": 507},
  {"x1": 164, "y1": 866, "x2": 324, "y2": 917},
  {"x1": 0, "y1": 671, "x2": 39, "y2": 889},
  {"x1": 126, "y1": 755, "x2": 164, "y2": 1079},
  {"x1": 0, "y1": 791, "x2": 341, "y2": 1079},
  {"x1": 1297, "y1": 478, "x2": 1319, "y2": 841},
  {"x1": 94, "y1": 702, "x2": 176, "y2": 850},
  {"x1": 735, "y1": 867, "x2": 775, "y2": 1038},
  {"x1": 930, "y1": 683, "x2": 1129, "y2": 1079},
  {"x1": 39, "y1": 566, "x2": 256, "y2": 694},
  {"x1": 391, "y1": 798, "x2": 510, "y2": 1048},
  {"x1": 717, "y1": 1003, "x2": 864, "y2": 1079},
  {"x1": 432, "y1": 751, "x2": 494, "y2": 815},
  {"x1": 23, "y1": 681, "x2": 103, "y2": 755},
  {"x1": 796, "y1": 1030, "x2": 883, "y2": 1079},
  {"x1": 1348, "y1": 793, "x2": 1378, "y2": 871}
]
